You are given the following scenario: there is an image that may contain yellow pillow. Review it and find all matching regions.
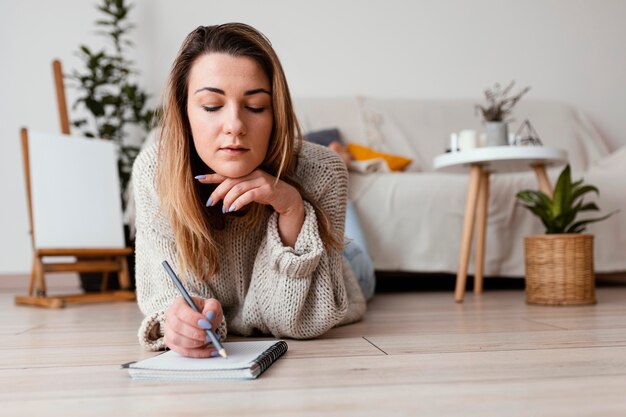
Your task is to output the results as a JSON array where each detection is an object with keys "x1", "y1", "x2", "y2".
[{"x1": 347, "y1": 143, "x2": 412, "y2": 172}]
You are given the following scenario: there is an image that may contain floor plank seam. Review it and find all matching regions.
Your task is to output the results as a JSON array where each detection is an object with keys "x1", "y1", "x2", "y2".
[
  {"x1": 281, "y1": 354, "x2": 384, "y2": 360},
  {"x1": 383, "y1": 344, "x2": 626, "y2": 356},
  {"x1": 362, "y1": 337, "x2": 388, "y2": 355},
  {"x1": 13, "y1": 324, "x2": 47, "y2": 336},
  {"x1": 524, "y1": 319, "x2": 570, "y2": 330}
]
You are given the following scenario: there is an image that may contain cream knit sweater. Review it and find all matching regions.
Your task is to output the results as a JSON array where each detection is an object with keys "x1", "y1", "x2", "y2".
[{"x1": 133, "y1": 140, "x2": 366, "y2": 351}]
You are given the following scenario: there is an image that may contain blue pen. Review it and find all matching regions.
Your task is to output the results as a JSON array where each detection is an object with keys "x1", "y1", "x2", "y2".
[{"x1": 162, "y1": 260, "x2": 228, "y2": 358}]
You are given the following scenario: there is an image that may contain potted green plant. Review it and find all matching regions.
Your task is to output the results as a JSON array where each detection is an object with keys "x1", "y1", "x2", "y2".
[
  {"x1": 476, "y1": 81, "x2": 530, "y2": 146},
  {"x1": 516, "y1": 164, "x2": 614, "y2": 305},
  {"x1": 67, "y1": 0, "x2": 154, "y2": 291}
]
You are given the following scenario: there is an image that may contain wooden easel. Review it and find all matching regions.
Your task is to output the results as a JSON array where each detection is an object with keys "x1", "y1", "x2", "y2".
[{"x1": 14, "y1": 60, "x2": 136, "y2": 308}]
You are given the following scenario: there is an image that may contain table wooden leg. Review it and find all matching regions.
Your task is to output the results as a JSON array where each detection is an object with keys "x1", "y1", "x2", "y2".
[
  {"x1": 455, "y1": 164, "x2": 482, "y2": 302},
  {"x1": 474, "y1": 171, "x2": 490, "y2": 294},
  {"x1": 532, "y1": 164, "x2": 553, "y2": 199}
]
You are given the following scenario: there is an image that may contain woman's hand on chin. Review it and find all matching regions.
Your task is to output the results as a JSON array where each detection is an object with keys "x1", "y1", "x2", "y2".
[{"x1": 196, "y1": 170, "x2": 304, "y2": 246}]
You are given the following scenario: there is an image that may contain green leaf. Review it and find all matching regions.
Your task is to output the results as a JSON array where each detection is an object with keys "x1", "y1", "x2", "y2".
[
  {"x1": 551, "y1": 164, "x2": 571, "y2": 219},
  {"x1": 571, "y1": 185, "x2": 599, "y2": 205},
  {"x1": 516, "y1": 190, "x2": 539, "y2": 204},
  {"x1": 516, "y1": 190, "x2": 554, "y2": 226},
  {"x1": 567, "y1": 225, "x2": 586, "y2": 234},
  {"x1": 79, "y1": 45, "x2": 92, "y2": 56},
  {"x1": 571, "y1": 179, "x2": 583, "y2": 189},
  {"x1": 537, "y1": 192, "x2": 553, "y2": 212},
  {"x1": 99, "y1": 123, "x2": 117, "y2": 139},
  {"x1": 101, "y1": 94, "x2": 119, "y2": 105},
  {"x1": 85, "y1": 98, "x2": 105, "y2": 117},
  {"x1": 577, "y1": 202, "x2": 600, "y2": 212},
  {"x1": 565, "y1": 212, "x2": 616, "y2": 233},
  {"x1": 553, "y1": 209, "x2": 576, "y2": 233}
]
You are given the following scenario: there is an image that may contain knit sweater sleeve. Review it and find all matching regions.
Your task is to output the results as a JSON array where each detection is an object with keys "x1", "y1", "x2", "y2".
[
  {"x1": 238, "y1": 144, "x2": 356, "y2": 339},
  {"x1": 132, "y1": 144, "x2": 227, "y2": 351}
]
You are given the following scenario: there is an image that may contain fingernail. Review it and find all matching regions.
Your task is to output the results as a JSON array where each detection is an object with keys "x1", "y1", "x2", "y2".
[
  {"x1": 206, "y1": 196, "x2": 213, "y2": 207},
  {"x1": 205, "y1": 311, "x2": 215, "y2": 322},
  {"x1": 222, "y1": 205, "x2": 226, "y2": 214},
  {"x1": 229, "y1": 205, "x2": 236, "y2": 213},
  {"x1": 210, "y1": 351, "x2": 221, "y2": 358},
  {"x1": 197, "y1": 318, "x2": 211, "y2": 329},
  {"x1": 195, "y1": 175, "x2": 206, "y2": 180}
]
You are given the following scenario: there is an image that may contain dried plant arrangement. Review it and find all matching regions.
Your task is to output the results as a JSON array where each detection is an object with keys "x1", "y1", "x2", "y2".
[{"x1": 476, "y1": 81, "x2": 531, "y2": 122}]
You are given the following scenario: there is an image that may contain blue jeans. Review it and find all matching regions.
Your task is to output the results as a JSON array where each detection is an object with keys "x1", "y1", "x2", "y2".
[{"x1": 343, "y1": 201, "x2": 375, "y2": 300}]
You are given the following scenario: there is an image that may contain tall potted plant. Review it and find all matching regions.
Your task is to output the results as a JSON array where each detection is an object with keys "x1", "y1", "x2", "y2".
[
  {"x1": 69, "y1": 0, "x2": 154, "y2": 211},
  {"x1": 516, "y1": 165, "x2": 614, "y2": 305},
  {"x1": 476, "y1": 81, "x2": 530, "y2": 146},
  {"x1": 68, "y1": 0, "x2": 154, "y2": 290}
]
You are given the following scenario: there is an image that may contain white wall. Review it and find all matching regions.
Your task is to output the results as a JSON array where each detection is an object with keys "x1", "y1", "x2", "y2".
[{"x1": 1, "y1": 0, "x2": 625, "y2": 274}]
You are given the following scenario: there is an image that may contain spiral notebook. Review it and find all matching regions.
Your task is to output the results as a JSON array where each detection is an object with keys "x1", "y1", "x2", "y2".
[{"x1": 126, "y1": 340, "x2": 288, "y2": 380}]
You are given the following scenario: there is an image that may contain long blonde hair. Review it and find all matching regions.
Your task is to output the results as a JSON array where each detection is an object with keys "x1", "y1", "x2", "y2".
[{"x1": 157, "y1": 23, "x2": 339, "y2": 279}]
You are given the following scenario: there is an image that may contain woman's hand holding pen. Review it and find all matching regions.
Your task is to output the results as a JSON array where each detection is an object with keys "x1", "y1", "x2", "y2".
[
  {"x1": 164, "y1": 296, "x2": 224, "y2": 358},
  {"x1": 196, "y1": 170, "x2": 305, "y2": 247}
]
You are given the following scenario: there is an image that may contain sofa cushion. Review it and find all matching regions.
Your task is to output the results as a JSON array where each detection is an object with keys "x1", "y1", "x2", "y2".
[
  {"x1": 347, "y1": 143, "x2": 412, "y2": 172},
  {"x1": 304, "y1": 128, "x2": 342, "y2": 147}
]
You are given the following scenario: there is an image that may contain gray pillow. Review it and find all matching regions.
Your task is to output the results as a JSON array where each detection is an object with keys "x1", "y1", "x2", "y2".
[{"x1": 303, "y1": 128, "x2": 342, "y2": 147}]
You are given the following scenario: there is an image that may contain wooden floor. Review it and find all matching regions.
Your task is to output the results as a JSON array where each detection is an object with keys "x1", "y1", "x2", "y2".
[{"x1": 2, "y1": 274, "x2": 626, "y2": 416}]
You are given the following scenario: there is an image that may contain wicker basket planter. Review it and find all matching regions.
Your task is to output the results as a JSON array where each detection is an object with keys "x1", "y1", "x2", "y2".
[{"x1": 524, "y1": 234, "x2": 595, "y2": 305}]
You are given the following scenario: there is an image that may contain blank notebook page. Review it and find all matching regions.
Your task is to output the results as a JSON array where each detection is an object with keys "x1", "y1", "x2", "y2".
[{"x1": 131, "y1": 341, "x2": 281, "y2": 371}]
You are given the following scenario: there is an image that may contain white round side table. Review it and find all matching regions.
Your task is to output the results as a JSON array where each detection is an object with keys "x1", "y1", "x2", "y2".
[{"x1": 433, "y1": 146, "x2": 568, "y2": 302}]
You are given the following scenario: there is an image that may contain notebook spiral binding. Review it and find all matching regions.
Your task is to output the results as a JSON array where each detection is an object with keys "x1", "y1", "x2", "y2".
[{"x1": 251, "y1": 340, "x2": 289, "y2": 377}]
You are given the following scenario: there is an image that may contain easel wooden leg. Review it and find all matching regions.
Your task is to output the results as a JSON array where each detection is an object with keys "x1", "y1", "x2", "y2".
[
  {"x1": 34, "y1": 257, "x2": 46, "y2": 296},
  {"x1": 117, "y1": 255, "x2": 131, "y2": 290},
  {"x1": 100, "y1": 272, "x2": 110, "y2": 292},
  {"x1": 101, "y1": 257, "x2": 111, "y2": 292},
  {"x1": 474, "y1": 171, "x2": 490, "y2": 294},
  {"x1": 15, "y1": 295, "x2": 64, "y2": 308},
  {"x1": 455, "y1": 165, "x2": 482, "y2": 303},
  {"x1": 28, "y1": 257, "x2": 36, "y2": 296}
]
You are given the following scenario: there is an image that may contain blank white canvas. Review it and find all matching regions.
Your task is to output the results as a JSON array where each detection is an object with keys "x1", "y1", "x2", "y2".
[{"x1": 28, "y1": 131, "x2": 125, "y2": 248}]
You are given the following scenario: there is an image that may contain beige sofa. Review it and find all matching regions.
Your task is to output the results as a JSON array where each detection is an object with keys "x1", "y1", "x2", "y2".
[{"x1": 294, "y1": 97, "x2": 626, "y2": 276}]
